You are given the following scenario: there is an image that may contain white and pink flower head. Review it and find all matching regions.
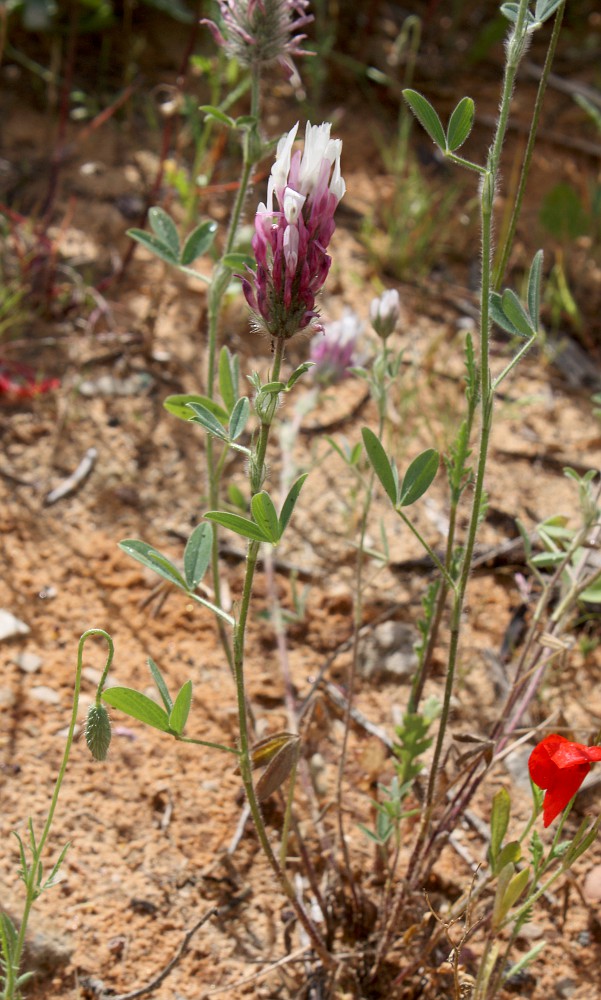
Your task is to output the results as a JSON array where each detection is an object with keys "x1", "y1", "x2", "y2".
[{"x1": 242, "y1": 121, "x2": 345, "y2": 340}]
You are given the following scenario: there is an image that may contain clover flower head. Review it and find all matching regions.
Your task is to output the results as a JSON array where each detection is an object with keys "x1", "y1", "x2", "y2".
[
  {"x1": 529, "y1": 733, "x2": 601, "y2": 826},
  {"x1": 370, "y1": 288, "x2": 401, "y2": 340},
  {"x1": 310, "y1": 309, "x2": 362, "y2": 385},
  {"x1": 202, "y1": 0, "x2": 313, "y2": 81},
  {"x1": 241, "y1": 120, "x2": 345, "y2": 340}
]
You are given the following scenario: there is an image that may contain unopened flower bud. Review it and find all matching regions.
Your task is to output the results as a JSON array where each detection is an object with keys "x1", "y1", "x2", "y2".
[
  {"x1": 310, "y1": 309, "x2": 362, "y2": 385},
  {"x1": 370, "y1": 289, "x2": 401, "y2": 340},
  {"x1": 85, "y1": 703, "x2": 111, "y2": 761}
]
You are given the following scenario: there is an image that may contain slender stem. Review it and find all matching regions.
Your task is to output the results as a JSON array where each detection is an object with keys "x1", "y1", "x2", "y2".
[
  {"x1": 230, "y1": 337, "x2": 332, "y2": 964},
  {"x1": 396, "y1": 508, "x2": 457, "y2": 590},
  {"x1": 412, "y1": 0, "x2": 532, "y2": 871},
  {"x1": 8, "y1": 630, "x2": 113, "y2": 997},
  {"x1": 493, "y1": 0, "x2": 567, "y2": 289}
]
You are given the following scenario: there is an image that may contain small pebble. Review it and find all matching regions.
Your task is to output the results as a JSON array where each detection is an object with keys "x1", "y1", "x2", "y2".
[
  {"x1": 30, "y1": 686, "x2": 61, "y2": 705},
  {"x1": 555, "y1": 978, "x2": 576, "y2": 999},
  {"x1": 0, "y1": 609, "x2": 30, "y2": 641},
  {"x1": 582, "y1": 864, "x2": 601, "y2": 904},
  {"x1": 14, "y1": 651, "x2": 42, "y2": 674}
]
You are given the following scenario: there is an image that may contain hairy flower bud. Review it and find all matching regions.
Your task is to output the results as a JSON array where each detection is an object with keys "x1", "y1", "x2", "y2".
[
  {"x1": 202, "y1": 0, "x2": 313, "y2": 83},
  {"x1": 370, "y1": 288, "x2": 401, "y2": 340},
  {"x1": 85, "y1": 703, "x2": 112, "y2": 761}
]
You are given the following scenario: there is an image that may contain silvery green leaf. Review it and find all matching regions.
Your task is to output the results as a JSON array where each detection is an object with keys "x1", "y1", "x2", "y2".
[
  {"x1": 446, "y1": 97, "x2": 475, "y2": 151},
  {"x1": 403, "y1": 89, "x2": 446, "y2": 150},
  {"x1": 148, "y1": 207, "x2": 180, "y2": 256},
  {"x1": 400, "y1": 449, "x2": 439, "y2": 506},
  {"x1": 184, "y1": 523, "x2": 213, "y2": 589}
]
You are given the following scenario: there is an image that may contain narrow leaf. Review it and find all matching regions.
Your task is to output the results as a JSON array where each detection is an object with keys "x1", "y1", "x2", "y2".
[
  {"x1": 169, "y1": 679, "x2": 193, "y2": 735},
  {"x1": 219, "y1": 346, "x2": 237, "y2": 413},
  {"x1": 527, "y1": 249, "x2": 544, "y2": 330},
  {"x1": 204, "y1": 511, "x2": 270, "y2": 543},
  {"x1": 229, "y1": 396, "x2": 250, "y2": 440},
  {"x1": 148, "y1": 657, "x2": 173, "y2": 713},
  {"x1": 198, "y1": 105, "x2": 235, "y2": 126},
  {"x1": 403, "y1": 89, "x2": 446, "y2": 149},
  {"x1": 180, "y1": 220, "x2": 218, "y2": 266},
  {"x1": 286, "y1": 362, "x2": 314, "y2": 390},
  {"x1": 400, "y1": 449, "x2": 439, "y2": 506},
  {"x1": 279, "y1": 473, "x2": 308, "y2": 535},
  {"x1": 251, "y1": 492, "x2": 281, "y2": 543},
  {"x1": 184, "y1": 522, "x2": 213, "y2": 589},
  {"x1": 502, "y1": 289, "x2": 535, "y2": 338},
  {"x1": 119, "y1": 539, "x2": 187, "y2": 590},
  {"x1": 163, "y1": 393, "x2": 228, "y2": 424},
  {"x1": 361, "y1": 428, "x2": 398, "y2": 505},
  {"x1": 446, "y1": 97, "x2": 475, "y2": 151},
  {"x1": 102, "y1": 688, "x2": 170, "y2": 732},
  {"x1": 187, "y1": 401, "x2": 231, "y2": 441},
  {"x1": 489, "y1": 787, "x2": 511, "y2": 869},
  {"x1": 148, "y1": 207, "x2": 180, "y2": 256},
  {"x1": 127, "y1": 229, "x2": 179, "y2": 267}
]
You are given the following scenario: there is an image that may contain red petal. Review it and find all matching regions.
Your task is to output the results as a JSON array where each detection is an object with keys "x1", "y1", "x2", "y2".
[
  {"x1": 542, "y1": 761, "x2": 590, "y2": 827},
  {"x1": 529, "y1": 734, "x2": 566, "y2": 788}
]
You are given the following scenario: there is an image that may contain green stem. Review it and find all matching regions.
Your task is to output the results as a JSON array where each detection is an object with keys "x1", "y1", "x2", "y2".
[
  {"x1": 396, "y1": 508, "x2": 457, "y2": 590},
  {"x1": 7, "y1": 630, "x2": 113, "y2": 999},
  {"x1": 231, "y1": 337, "x2": 331, "y2": 965},
  {"x1": 417, "y1": 0, "x2": 532, "y2": 860},
  {"x1": 493, "y1": 0, "x2": 567, "y2": 289}
]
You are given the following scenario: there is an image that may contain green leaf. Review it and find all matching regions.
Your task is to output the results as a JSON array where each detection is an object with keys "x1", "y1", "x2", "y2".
[
  {"x1": 501, "y1": 289, "x2": 535, "y2": 338},
  {"x1": 403, "y1": 89, "x2": 446, "y2": 149},
  {"x1": 127, "y1": 229, "x2": 179, "y2": 267},
  {"x1": 119, "y1": 539, "x2": 187, "y2": 590},
  {"x1": 148, "y1": 207, "x2": 180, "y2": 256},
  {"x1": 279, "y1": 473, "x2": 308, "y2": 535},
  {"x1": 148, "y1": 657, "x2": 172, "y2": 713},
  {"x1": 102, "y1": 688, "x2": 170, "y2": 732},
  {"x1": 490, "y1": 292, "x2": 522, "y2": 336},
  {"x1": 527, "y1": 249, "x2": 544, "y2": 330},
  {"x1": 227, "y1": 483, "x2": 247, "y2": 510},
  {"x1": 163, "y1": 394, "x2": 229, "y2": 424},
  {"x1": 229, "y1": 396, "x2": 250, "y2": 440},
  {"x1": 400, "y1": 449, "x2": 439, "y2": 506},
  {"x1": 219, "y1": 346, "x2": 238, "y2": 414},
  {"x1": 187, "y1": 401, "x2": 231, "y2": 441},
  {"x1": 446, "y1": 96, "x2": 475, "y2": 151},
  {"x1": 496, "y1": 840, "x2": 522, "y2": 872},
  {"x1": 251, "y1": 492, "x2": 281, "y2": 543},
  {"x1": 198, "y1": 105, "x2": 235, "y2": 127},
  {"x1": 286, "y1": 362, "x2": 314, "y2": 390},
  {"x1": 489, "y1": 787, "x2": 511, "y2": 870},
  {"x1": 169, "y1": 679, "x2": 192, "y2": 735},
  {"x1": 180, "y1": 220, "x2": 218, "y2": 266},
  {"x1": 534, "y1": 0, "x2": 564, "y2": 23},
  {"x1": 204, "y1": 511, "x2": 270, "y2": 543},
  {"x1": 361, "y1": 428, "x2": 398, "y2": 505},
  {"x1": 184, "y1": 523, "x2": 213, "y2": 590}
]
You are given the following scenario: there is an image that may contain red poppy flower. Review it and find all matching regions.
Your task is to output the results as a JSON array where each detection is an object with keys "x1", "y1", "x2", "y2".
[{"x1": 529, "y1": 734, "x2": 601, "y2": 827}]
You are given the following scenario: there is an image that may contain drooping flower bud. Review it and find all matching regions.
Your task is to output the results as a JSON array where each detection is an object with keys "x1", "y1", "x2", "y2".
[
  {"x1": 370, "y1": 288, "x2": 401, "y2": 340},
  {"x1": 85, "y1": 703, "x2": 112, "y2": 761},
  {"x1": 201, "y1": 0, "x2": 313, "y2": 83},
  {"x1": 241, "y1": 121, "x2": 345, "y2": 340},
  {"x1": 309, "y1": 309, "x2": 362, "y2": 385}
]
